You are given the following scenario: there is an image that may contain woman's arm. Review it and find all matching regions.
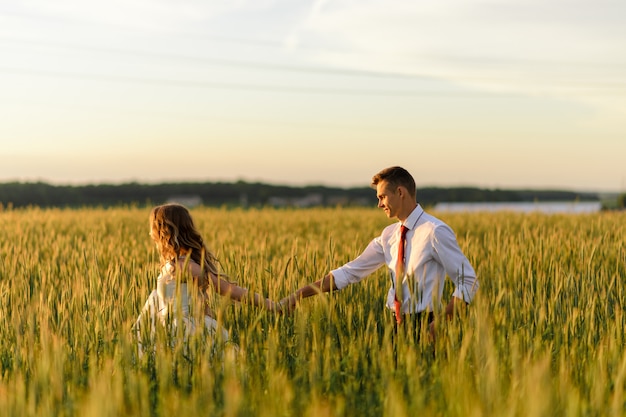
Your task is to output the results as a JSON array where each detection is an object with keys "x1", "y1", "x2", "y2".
[
  {"x1": 182, "y1": 259, "x2": 277, "y2": 311},
  {"x1": 210, "y1": 273, "x2": 276, "y2": 311}
]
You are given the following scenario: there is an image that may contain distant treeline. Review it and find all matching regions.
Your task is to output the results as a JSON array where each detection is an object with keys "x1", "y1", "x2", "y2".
[{"x1": 0, "y1": 180, "x2": 604, "y2": 209}]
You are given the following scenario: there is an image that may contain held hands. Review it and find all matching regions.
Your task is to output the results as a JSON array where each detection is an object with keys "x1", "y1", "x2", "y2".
[
  {"x1": 262, "y1": 293, "x2": 299, "y2": 315},
  {"x1": 278, "y1": 293, "x2": 298, "y2": 314},
  {"x1": 273, "y1": 274, "x2": 331, "y2": 315},
  {"x1": 258, "y1": 294, "x2": 298, "y2": 314},
  {"x1": 261, "y1": 296, "x2": 293, "y2": 314},
  {"x1": 255, "y1": 294, "x2": 297, "y2": 314},
  {"x1": 263, "y1": 298, "x2": 278, "y2": 313}
]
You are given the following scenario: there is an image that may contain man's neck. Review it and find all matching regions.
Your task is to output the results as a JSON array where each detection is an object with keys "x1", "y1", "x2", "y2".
[{"x1": 397, "y1": 202, "x2": 418, "y2": 222}]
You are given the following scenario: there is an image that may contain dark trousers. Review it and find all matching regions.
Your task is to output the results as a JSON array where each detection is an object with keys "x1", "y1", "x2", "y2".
[
  {"x1": 391, "y1": 311, "x2": 434, "y2": 343},
  {"x1": 390, "y1": 311, "x2": 435, "y2": 367}
]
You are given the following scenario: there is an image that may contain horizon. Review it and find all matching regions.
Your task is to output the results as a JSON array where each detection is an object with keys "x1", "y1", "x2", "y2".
[{"x1": 0, "y1": 176, "x2": 618, "y2": 196}]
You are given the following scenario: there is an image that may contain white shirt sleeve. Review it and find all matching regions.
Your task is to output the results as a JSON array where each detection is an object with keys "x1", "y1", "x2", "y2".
[
  {"x1": 331, "y1": 236, "x2": 386, "y2": 290},
  {"x1": 432, "y1": 224, "x2": 479, "y2": 303}
]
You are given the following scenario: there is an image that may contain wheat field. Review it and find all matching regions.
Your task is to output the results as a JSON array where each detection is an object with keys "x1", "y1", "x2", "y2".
[{"x1": 0, "y1": 206, "x2": 624, "y2": 416}]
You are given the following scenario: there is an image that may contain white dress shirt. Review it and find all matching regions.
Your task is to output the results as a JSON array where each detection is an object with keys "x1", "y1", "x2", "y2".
[{"x1": 331, "y1": 204, "x2": 479, "y2": 314}]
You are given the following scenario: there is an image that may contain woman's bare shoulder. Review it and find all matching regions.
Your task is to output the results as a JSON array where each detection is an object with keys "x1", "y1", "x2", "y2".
[{"x1": 175, "y1": 259, "x2": 204, "y2": 277}]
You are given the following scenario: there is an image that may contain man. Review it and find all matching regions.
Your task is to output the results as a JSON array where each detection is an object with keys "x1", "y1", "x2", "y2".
[{"x1": 279, "y1": 166, "x2": 478, "y2": 339}]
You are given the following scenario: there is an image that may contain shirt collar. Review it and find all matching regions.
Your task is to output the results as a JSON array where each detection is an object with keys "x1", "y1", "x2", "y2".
[{"x1": 401, "y1": 204, "x2": 424, "y2": 231}]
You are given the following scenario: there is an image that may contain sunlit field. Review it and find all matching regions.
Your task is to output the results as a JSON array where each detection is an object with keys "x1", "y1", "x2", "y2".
[{"x1": 0, "y1": 206, "x2": 624, "y2": 416}]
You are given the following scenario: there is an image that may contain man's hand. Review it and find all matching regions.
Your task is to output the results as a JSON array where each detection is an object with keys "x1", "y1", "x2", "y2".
[
  {"x1": 430, "y1": 297, "x2": 467, "y2": 343},
  {"x1": 278, "y1": 294, "x2": 298, "y2": 314},
  {"x1": 265, "y1": 298, "x2": 283, "y2": 314},
  {"x1": 277, "y1": 274, "x2": 336, "y2": 315}
]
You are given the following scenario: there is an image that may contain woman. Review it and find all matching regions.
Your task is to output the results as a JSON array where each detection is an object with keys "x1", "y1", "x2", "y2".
[{"x1": 134, "y1": 203, "x2": 276, "y2": 356}]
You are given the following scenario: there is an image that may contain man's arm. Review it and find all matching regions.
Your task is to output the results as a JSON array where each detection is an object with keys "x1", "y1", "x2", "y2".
[
  {"x1": 279, "y1": 235, "x2": 386, "y2": 313},
  {"x1": 444, "y1": 296, "x2": 468, "y2": 319},
  {"x1": 429, "y1": 296, "x2": 468, "y2": 342},
  {"x1": 433, "y1": 225, "x2": 479, "y2": 303},
  {"x1": 279, "y1": 273, "x2": 338, "y2": 313}
]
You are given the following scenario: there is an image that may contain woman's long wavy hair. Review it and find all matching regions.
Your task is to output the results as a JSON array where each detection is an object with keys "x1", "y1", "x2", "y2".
[{"x1": 149, "y1": 204, "x2": 223, "y2": 289}]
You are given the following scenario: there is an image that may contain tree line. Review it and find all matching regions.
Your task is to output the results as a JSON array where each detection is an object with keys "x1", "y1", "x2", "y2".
[{"x1": 0, "y1": 180, "x2": 608, "y2": 209}]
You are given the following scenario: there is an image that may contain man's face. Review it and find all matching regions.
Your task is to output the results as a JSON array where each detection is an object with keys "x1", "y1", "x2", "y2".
[{"x1": 376, "y1": 181, "x2": 401, "y2": 219}]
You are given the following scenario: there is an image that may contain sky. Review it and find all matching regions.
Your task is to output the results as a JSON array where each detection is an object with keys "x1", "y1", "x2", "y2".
[{"x1": 1, "y1": 0, "x2": 625, "y2": 193}]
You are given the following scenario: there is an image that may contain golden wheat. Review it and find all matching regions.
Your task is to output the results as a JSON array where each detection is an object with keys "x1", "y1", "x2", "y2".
[{"x1": 0, "y1": 206, "x2": 624, "y2": 416}]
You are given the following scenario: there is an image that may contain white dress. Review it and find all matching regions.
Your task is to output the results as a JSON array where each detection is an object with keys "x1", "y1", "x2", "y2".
[{"x1": 134, "y1": 263, "x2": 230, "y2": 357}]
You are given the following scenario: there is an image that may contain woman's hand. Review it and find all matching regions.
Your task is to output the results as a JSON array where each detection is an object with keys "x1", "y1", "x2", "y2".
[
  {"x1": 278, "y1": 294, "x2": 298, "y2": 314},
  {"x1": 264, "y1": 298, "x2": 283, "y2": 314}
]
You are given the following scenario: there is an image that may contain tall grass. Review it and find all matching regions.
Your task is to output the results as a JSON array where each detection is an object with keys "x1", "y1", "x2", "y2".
[{"x1": 0, "y1": 206, "x2": 624, "y2": 416}]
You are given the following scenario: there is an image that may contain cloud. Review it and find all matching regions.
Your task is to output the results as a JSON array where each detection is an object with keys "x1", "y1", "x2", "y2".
[
  {"x1": 286, "y1": 0, "x2": 626, "y2": 109},
  {"x1": 6, "y1": 0, "x2": 285, "y2": 32}
]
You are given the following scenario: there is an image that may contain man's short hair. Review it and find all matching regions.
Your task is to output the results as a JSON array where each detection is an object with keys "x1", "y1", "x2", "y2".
[{"x1": 371, "y1": 166, "x2": 416, "y2": 198}]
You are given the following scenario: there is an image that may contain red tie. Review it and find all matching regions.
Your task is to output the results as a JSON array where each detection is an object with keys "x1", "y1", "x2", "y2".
[{"x1": 395, "y1": 225, "x2": 408, "y2": 324}]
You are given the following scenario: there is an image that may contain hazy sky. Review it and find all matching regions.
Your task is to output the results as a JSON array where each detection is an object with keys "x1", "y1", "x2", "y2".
[{"x1": 1, "y1": 0, "x2": 625, "y2": 192}]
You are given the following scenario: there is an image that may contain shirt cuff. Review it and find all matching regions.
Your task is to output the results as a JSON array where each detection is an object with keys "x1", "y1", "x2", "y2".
[
  {"x1": 452, "y1": 287, "x2": 474, "y2": 303},
  {"x1": 329, "y1": 268, "x2": 351, "y2": 290}
]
